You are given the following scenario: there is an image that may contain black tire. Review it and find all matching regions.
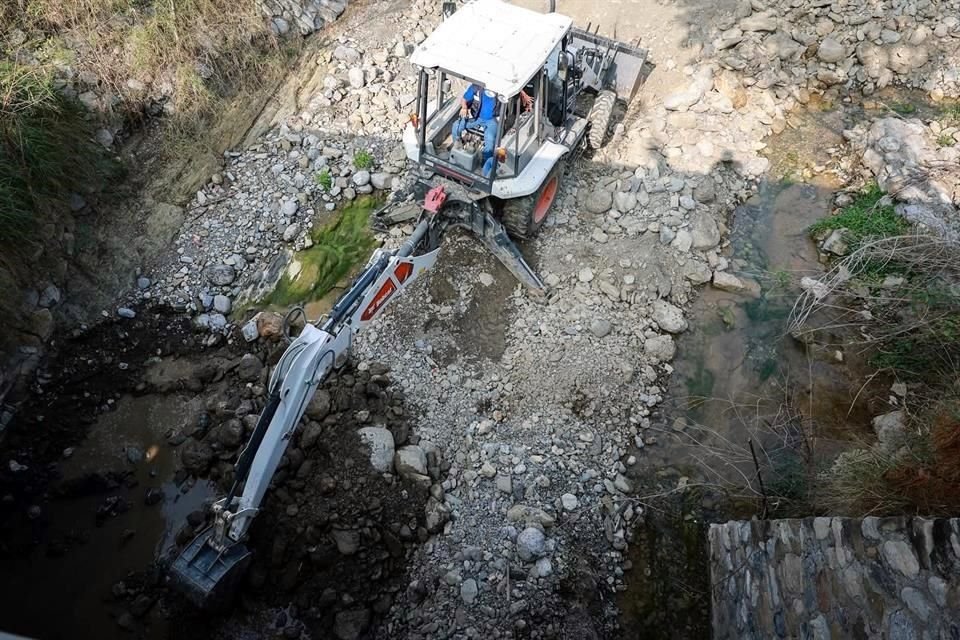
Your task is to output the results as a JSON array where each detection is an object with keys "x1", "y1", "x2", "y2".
[
  {"x1": 587, "y1": 90, "x2": 616, "y2": 149},
  {"x1": 501, "y1": 162, "x2": 565, "y2": 240}
]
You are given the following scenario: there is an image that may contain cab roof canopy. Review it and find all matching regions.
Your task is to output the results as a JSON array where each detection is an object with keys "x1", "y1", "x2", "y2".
[{"x1": 410, "y1": 0, "x2": 572, "y2": 97}]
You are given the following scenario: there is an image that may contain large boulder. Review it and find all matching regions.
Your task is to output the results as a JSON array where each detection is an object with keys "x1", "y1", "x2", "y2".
[
  {"x1": 358, "y1": 426, "x2": 395, "y2": 473},
  {"x1": 644, "y1": 334, "x2": 676, "y2": 362},
  {"x1": 652, "y1": 300, "x2": 688, "y2": 334},
  {"x1": 394, "y1": 445, "x2": 428, "y2": 478}
]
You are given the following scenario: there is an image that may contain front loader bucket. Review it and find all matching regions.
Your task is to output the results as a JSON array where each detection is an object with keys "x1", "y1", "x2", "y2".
[
  {"x1": 169, "y1": 530, "x2": 251, "y2": 609},
  {"x1": 571, "y1": 27, "x2": 648, "y2": 104}
]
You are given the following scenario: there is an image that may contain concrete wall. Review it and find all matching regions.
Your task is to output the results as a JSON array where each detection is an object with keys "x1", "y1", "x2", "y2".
[{"x1": 710, "y1": 517, "x2": 960, "y2": 639}]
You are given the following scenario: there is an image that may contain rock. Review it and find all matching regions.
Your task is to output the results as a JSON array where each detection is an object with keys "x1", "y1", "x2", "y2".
[
  {"x1": 881, "y1": 540, "x2": 919, "y2": 577},
  {"x1": 495, "y1": 473, "x2": 512, "y2": 494},
  {"x1": 352, "y1": 170, "x2": 371, "y2": 187},
  {"x1": 872, "y1": 410, "x2": 907, "y2": 448},
  {"x1": 282, "y1": 223, "x2": 300, "y2": 242},
  {"x1": 517, "y1": 527, "x2": 546, "y2": 561},
  {"x1": 691, "y1": 211, "x2": 721, "y2": 249},
  {"x1": 348, "y1": 67, "x2": 365, "y2": 89},
  {"x1": 821, "y1": 228, "x2": 850, "y2": 256},
  {"x1": 215, "y1": 420, "x2": 244, "y2": 449},
  {"x1": 38, "y1": 284, "x2": 61, "y2": 308},
  {"x1": 358, "y1": 427, "x2": 395, "y2": 473},
  {"x1": 663, "y1": 67, "x2": 714, "y2": 111},
  {"x1": 578, "y1": 268, "x2": 594, "y2": 283},
  {"x1": 534, "y1": 557, "x2": 553, "y2": 577},
  {"x1": 181, "y1": 441, "x2": 214, "y2": 474},
  {"x1": 712, "y1": 271, "x2": 747, "y2": 292},
  {"x1": 125, "y1": 446, "x2": 144, "y2": 464},
  {"x1": 672, "y1": 230, "x2": 693, "y2": 252},
  {"x1": 887, "y1": 44, "x2": 928, "y2": 74},
  {"x1": 282, "y1": 199, "x2": 299, "y2": 216},
  {"x1": 460, "y1": 579, "x2": 479, "y2": 605},
  {"x1": 371, "y1": 172, "x2": 393, "y2": 190},
  {"x1": 478, "y1": 272, "x2": 494, "y2": 287},
  {"x1": 136, "y1": 277, "x2": 151, "y2": 290},
  {"x1": 693, "y1": 178, "x2": 716, "y2": 203},
  {"x1": 332, "y1": 529, "x2": 361, "y2": 555},
  {"x1": 333, "y1": 608, "x2": 370, "y2": 640},
  {"x1": 585, "y1": 190, "x2": 613, "y2": 214},
  {"x1": 204, "y1": 264, "x2": 237, "y2": 286},
  {"x1": 739, "y1": 12, "x2": 778, "y2": 32},
  {"x1": 95, "y1": 128, "x2": 114, "y2": 148},
  {"x1": 333, "y1": 45, "x2": 361, "y2": 64},
  {"x1": 28, "y1": 308, "x2": 54, "y2": 341},
  {"x1": 614, "y1": 473, "x2": 632, "y2": 492},
  {"x1": 800, "y1": 277, "x2": 829, "y2": 300},
  {"x1": 652, "y1": 300, "x2": 687, "y2": 333},
  {"x1": 271, "y1": 17, "x2": 290, "y2": 35},
  {"x1": 561, "y1": 493, "x2": 579, "y2": 510},
  {"x1": 255, "y1": 312, "x2": 285, "y2": 339},
  {"x1": 237, "y1": 354, "x2": 263, "y2": 382},
  {"x1": 117, "y1": 307, "x2": 136, "y2": 319},
  {"x1": 817, "y1": 38, "x2": 846, "y2": 63},
  {"x1": 644, "y1": 335, "x2": 676, "y2": 361},
  {"x1": 69, "y1": 193, "x2": 87, "y2": 212},
  {"x1": 590, "y1": 319, "x2": 612, "y2": 338},
  {"x1": 305, "y1": 389, "x2": 331, "y2": 421},
  {"x1": 213, "y1": 295, "x2": 231, "y2": 314},
  {"x1": 614, "y1": 191, "x2": 637, "y2": 212},
  {"x1": 394, "y1": 445, "x2": 428, "y2": 478},
  {"x1": 300, "y1": 422, "x2": 323, "y2": 449}
]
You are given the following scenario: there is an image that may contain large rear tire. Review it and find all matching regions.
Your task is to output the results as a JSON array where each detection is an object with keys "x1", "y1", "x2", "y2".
[
  {"x1": 501, "y1": 162, "x2": 565, "y2": 240},
  {"x1": 587, "y1": 90, "x2": 616, "y2": 149}
]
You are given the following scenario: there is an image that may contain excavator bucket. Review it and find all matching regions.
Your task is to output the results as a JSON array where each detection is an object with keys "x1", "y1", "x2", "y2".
[
  {"x1": 169, "y1": 530, "x2": 251, "y2": 609},
  {"x1": 570, "y1": 27, "x2": 648, "y2": 104}
]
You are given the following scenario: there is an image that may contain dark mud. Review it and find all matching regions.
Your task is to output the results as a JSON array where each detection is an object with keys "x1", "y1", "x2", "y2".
[{"x1": 0, "y1": 306, "x2": 438, "y2": 640}]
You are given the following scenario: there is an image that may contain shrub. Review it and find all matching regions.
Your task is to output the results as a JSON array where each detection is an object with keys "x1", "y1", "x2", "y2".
[
  {"x1": 315, "y1": 168, "x2": 332, "y2": 191},
  {"x1": 353, "y1": 150, "x2": 374, "y2": 170},
  {"x1": 936, "y1": 133, "x2": 956, "y2": 148}
]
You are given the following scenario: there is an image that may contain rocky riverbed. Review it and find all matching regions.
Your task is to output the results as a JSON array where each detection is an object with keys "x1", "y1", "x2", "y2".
[{"x1": 2, "y1": 0, "x2": 960, "y2": 638}]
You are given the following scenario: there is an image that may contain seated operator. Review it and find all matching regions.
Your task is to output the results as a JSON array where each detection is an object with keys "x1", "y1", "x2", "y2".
[{"x1": 452, "y1": 84, "x2": 533, "y2": 177}]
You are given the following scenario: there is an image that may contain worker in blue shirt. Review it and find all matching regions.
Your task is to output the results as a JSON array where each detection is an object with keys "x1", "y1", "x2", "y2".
[{"x1": 452, "y1": 84, "x2": 532, "y2": 177}]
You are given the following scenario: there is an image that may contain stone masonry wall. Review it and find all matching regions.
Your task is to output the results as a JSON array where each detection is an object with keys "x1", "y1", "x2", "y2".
[
  {"x1": 710, "y1": 517, "x2": 960, "y2": 639},
  {"x1": 257, "y1": 0, "x2": 348, "y2": 36}
]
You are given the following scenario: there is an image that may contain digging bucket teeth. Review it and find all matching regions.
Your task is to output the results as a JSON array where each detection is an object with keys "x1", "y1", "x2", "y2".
[{"x1": 169, "y1": 530, "x2": 251, "y2": 609}]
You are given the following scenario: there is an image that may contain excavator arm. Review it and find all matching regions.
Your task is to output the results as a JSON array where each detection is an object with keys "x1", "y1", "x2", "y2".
[{"x1": 170, "y1": 185, "x2": 544, "y2": 606}]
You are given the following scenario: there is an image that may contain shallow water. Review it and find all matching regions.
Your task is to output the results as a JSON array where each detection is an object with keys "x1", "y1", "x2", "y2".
[{"x1": 0, "y1": 392, "x2": 214, "y2": 640}]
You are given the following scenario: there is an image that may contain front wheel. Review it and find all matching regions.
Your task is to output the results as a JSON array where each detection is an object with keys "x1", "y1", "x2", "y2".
[
  {"x1": 500, "y1": 162, "x2": 565, "y2": 240},
  {"x1": 587, "y1": 90, "x2": 616, "y2": 149}
]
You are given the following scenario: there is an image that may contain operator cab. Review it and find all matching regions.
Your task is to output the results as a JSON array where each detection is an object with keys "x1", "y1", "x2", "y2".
[{"x1": 403, "y1": 0, "x2": 576, "y2": 196}]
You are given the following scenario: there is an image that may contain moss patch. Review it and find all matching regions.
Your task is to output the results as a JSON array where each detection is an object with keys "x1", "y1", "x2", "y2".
[{"x1": 261, "y1": 197, "x2": 379, "y2": 308}]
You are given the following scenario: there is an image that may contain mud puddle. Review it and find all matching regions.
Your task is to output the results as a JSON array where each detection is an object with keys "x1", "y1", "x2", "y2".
[{"x1": 0, "y1": 385, "x2": 214, "y2": 639}]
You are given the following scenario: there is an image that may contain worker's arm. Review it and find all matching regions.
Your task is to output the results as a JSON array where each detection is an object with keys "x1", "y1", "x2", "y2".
[
  {"x1": 520, "y1": 90, "x2": 533, "y2": 112},
  {"x1": 460, "y1": 85, "x2": 476, "y2": 117}
]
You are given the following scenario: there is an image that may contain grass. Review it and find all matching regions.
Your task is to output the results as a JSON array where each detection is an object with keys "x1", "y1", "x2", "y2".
[
  {"x1": 352, "y1": 150, "x2": 374, "y2": 170},
  {"x1": 315, "y1": 168, "x2": 332, "y2": 191},
  {"x1": 0, "y1": 61, "x2": 114, "y2": 247},
  {"x1": 889, "y1": 101, "x2": 917, "y2": 115},
  {"x1": 937, "y1": 133, "x2": 956, "y2": 148},
  {"x1": 262, "y1": 197, "x2": 379, "y2": 307},
  {"x1": 808, "y1": 183, "x2": 909, "y2": 248},
  {"x1": 2, "y1": 0, "x2": 278, "y2": 124},
  {"x1": 941, "y1": 102, "x2": 960, "y2": 123},
  {"x1": 816, "y1": 393, "x2": 960, "y2": 516}
]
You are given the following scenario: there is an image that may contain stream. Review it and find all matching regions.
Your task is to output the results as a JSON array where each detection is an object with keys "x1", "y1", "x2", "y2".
[{"x1": 614, "y1": 92, "x2": 931, "y2": 636}]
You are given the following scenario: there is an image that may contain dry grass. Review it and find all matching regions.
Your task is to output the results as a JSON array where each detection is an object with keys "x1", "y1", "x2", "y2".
[{"x1": 3, "y1": 0, "x2": 278, "y2": 122}]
